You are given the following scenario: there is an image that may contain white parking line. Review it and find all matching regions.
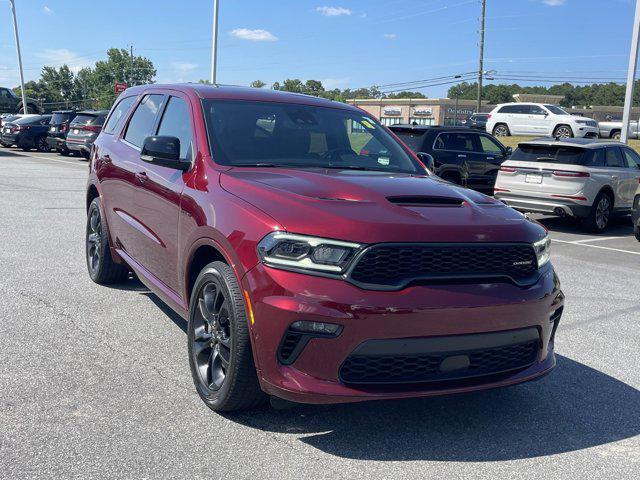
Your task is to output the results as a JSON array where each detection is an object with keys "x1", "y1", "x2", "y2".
[
  {"x1": 4, "y1": 150, "x2": 87, "y2": 167},
  {"x1": 553, "y1": 238, "x2": 640, "y2": 255},
  {"x1": 571, "y1": 236, "x2": 624, "y2": 244}
]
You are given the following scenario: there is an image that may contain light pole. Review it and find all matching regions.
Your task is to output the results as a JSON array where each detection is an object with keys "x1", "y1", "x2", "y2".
[
  {"x1": 210, "y1": 0, "x2": 220, "y2": 84},
  {"x1": 8, "y1": 0, "x2": 28, "y2": 114},
  {"x1": 622, "y1": 0, "x2": 640, "y2": 143},
  {"x1": 477, "y1": 0, "x2": 486, "y2": 112}
]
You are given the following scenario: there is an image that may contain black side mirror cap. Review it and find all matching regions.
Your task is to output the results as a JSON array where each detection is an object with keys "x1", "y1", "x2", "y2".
[
  {"x1": 140, "y1": 136, "x2": 189, "y2": 171},
  {"x1": 416, "y1": 152, "x2": 435, "y2": 172},
  {"x1": 505, "y1": 146, "x2": 513, "y2": 156}
]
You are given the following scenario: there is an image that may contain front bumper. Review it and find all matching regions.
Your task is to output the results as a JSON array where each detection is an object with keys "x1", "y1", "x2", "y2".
[
  {"x1": 575, "y1": 126, "x2": 599, "y2": 138},
  {"x1": 242, "y1": 262, "x2": 563, "y2": 404},
  {"x1": 494, "y1": 191, "x2": 591, "y2": 218}
]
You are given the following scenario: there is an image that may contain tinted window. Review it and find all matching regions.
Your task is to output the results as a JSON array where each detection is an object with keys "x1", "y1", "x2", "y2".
[
  {"x1": 391, "y1": 130, "x2": 427, "y2": 152},
  {"x1": 124, "y1": 95, "x2": 164, "y2": 147},
  {"x1": 622, "y1": 148, "x2": 640, "y2": 169},
  {"x1": 0, "y1": 88, "x2": 12, "y2": 98},
  {"x1": 434, "y1": 132, "x2": 475, "y2": 152},
  {"x1": 510, "y1": 145, "x2": 586, "y2": 164},
  {"x1": 16, "y1": 115, "x2": 49, "y2": 125},
  {"x1": 50, "y1": 112, "x2": 74, "y2": 125},
  {"x1": 71, "y1": 114, "x2": 99, "y2": 126},
  {"x1": 583, "y1": 149, "x2": 605, "y2": 167},
  {"x1": 530, "y1": 105, "x2": 547, "y2": 115},
  {"x1": 544, "y1": 105, "x2": 570, "y2": 115},
  {"x1": 605, "y1": 147, "x2": 625, "y2": 168},
  {"x1": 156, "y1": 97, "x2": 193, "y2": 160},
  {"x1": 202, "y1": 100, "x2": 422, "y2": 173},
  {"x1": 478, "y1": 135, "x2": 504, "y2": 154},
  {"x1": 103, "y1": 96, "x2": 136, "y2": 135},
  {"x1": 498, "y1": 105, "x2": 517, "y2": 114}
]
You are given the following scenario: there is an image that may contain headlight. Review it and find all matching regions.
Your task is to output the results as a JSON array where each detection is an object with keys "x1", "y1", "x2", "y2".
[
  {"x1": 575, "y1": 120, "x2": 590, "y2": 125},
  {"x1": 533, "y1": 235, "x2": 551, "y2": 268},
  {"x1": 257, "y1": 232, "x2": 362, "y2": 273}
]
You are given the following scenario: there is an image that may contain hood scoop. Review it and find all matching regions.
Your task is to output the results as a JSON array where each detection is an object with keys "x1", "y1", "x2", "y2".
[{"x1": 387, "y1": 195, "x2": 465, "y2": 207}]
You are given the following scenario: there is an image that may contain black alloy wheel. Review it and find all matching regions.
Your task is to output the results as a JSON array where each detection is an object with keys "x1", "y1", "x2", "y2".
[{"x1": 86, "y1": 197, "x2": 129, "y2": 283}]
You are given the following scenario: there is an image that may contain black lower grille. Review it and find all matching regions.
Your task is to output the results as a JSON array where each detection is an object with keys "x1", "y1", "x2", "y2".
[
  {"x1": 349, "y1": 243, "x2": 538, "y2": 288},
  {"x1": 278, "y1": 331, "x2": 304, "y2": 364},
  {"x1": 340, "y1": 341, "x2": 539, "y2": 385}
]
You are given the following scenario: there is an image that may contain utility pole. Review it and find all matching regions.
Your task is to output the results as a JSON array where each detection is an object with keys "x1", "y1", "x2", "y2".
[
  {"x1": 210, "y1": 0, "x2": 220, "y2": 84},
  {"x1": 622, "y1": 0, "x2": 640, "y2": 143},
  {"x1": 130, "y1": 44, "x2": 134, "y2": 87},
  {"x1": 476, "y1": 0, "x2": 486, "y2": 113},
  {"x1": 8, "y1": 0, "x2": 28, "y2": 114}
]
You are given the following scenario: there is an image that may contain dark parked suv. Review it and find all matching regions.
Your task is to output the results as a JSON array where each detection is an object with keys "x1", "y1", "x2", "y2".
[
  {"x1": 462, "y1": 113, "x2": 489, "y2": 130},
  {"x1": 47, "y1": 110, "x2": 77, "y2": 154},
  {"x1": 0, "y1": 114, "x2": 52, "y2": 151},
  {"x1": 65, "y1": 110, "x2": 108, "y2": 158},
  {"x1": 389, "y1": 125, "x2": 512, "y2": 191},
  {"x1": 86, "y1": 84, "x2": 563, "y2": 412}
]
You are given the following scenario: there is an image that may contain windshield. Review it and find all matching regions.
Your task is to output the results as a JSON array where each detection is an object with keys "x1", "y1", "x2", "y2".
[
  {"x1": 511, "y1": 145, "x2": 586, "y2": 164},
  {"x1": 202, "y1": 99, "x2": 424, "y2": 174},
  {"x1": 544, "y1": 104, "x2": 569, "y2": 115},
  {"x1": 50, "y1": 112, "x2": 73, "y2": 124}
]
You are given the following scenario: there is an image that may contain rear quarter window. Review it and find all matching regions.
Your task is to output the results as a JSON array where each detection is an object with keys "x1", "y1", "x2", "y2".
[
  {"x1": 510, "y1": 145, "x2": 586, "y2": 165},
  {"x1": 103, "y1": 96, "x2": 136, "y2": 134}
]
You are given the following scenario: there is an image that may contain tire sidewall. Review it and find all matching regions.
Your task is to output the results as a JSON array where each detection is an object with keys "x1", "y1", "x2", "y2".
[
  {"x1": 187, "y1": 263, "x2": 240, "y2": 410},
  {"x1": 493, "y1": 124, "x2": 509, "y2": 137},
  {"x1": 587, "y1": 192, "x2": 613, "y2": 233},
  {"x1": 86, "y1": 198, "x2": 109, "y2": 281}
]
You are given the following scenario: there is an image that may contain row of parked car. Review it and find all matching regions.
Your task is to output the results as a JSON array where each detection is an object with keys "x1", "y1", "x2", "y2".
[
  {"x1": 461, "y1": 102, "x2": 637, "y2": 140},
  {"x1": 0, "y1": 109, "x2": 108, "y2": 158},
  {"x1": 387, "y1": 121, "x2": 640, "y2": 235}
]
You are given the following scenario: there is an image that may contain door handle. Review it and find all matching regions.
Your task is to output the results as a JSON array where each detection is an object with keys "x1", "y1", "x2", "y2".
[
  {"x1": 458, "y1": 154, "x2": 467, "y2": 158},
  {"x1": 486, "y1": 157, "x2": 494, "y2": 160},
  {"x1": 135, "y1": 171, "x2": 148, "y2": 183}
]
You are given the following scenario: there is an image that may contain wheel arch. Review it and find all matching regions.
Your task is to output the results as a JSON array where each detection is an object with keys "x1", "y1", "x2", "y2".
[
  {"x1": 609, "y1": 129, "x2": 621, "y2": 138},
  {"x1": 86, "y1": 184, "x2": 100, "y2": 212},
  {"x1": 185, "y1": 240, "x2": 233, "y2": 305},
  {"x1": 597, "y1": 185, "x2": 615, "y2": 208},
  {"x1": 553, "y1": 123, "x2": 573, "y2": 135}
]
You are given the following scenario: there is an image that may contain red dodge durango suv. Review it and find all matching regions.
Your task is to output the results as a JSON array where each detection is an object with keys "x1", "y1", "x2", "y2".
[{"x1": 86, "y1": 84, "x2": 563, "y2": 411}]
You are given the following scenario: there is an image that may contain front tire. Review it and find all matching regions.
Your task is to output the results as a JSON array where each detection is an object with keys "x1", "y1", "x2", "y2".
[
  {"x1": 187, "y1": 261, "x2": 265, "y2": 412},
  {"x1": 86, "y1": 197, "x2": 129, "y2": 284},
  {"x1": 35, "y1": 136, "x2": 49, "y2": 152},
  {"x1": 492, "y1": 124, "x2": 510, "y2": 137},
  {"x1": 583, "y1": 192, "x2": 613, "y2": 233},
  {"x1": 553, "y1": 125, "x2": 574, "y2": 139}
]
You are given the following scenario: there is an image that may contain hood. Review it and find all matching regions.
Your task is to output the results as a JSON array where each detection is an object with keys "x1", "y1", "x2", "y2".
[{"x1": 220, "y1": 168, "x2": 545, "y2": 244}]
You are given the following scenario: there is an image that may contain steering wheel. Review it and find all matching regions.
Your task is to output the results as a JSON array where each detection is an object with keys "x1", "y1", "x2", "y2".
[{"x1": 320, "y1": 147, "x2": 356, "y2": 162}]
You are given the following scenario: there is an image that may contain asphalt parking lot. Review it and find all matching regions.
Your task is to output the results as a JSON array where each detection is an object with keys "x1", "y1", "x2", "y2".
[{"x1": 1, "y1": 148, "x2": 638, "y2": 480}]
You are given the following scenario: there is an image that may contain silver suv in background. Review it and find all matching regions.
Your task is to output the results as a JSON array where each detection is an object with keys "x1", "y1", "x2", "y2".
[
  {"x1": 494, "y1": 138, "x2": 640, "y2": 232},
  {"x1": 486, "y1": 103, "x2": 599, "y2": 139}
]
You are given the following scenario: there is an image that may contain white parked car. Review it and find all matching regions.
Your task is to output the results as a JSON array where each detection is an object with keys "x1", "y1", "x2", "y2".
[
  {"x1": 486, "y1": 103, "x2": 599, "y2": 139},
  {"x1": 494, "y1": 138, "x2": 640, "y2": 232}
]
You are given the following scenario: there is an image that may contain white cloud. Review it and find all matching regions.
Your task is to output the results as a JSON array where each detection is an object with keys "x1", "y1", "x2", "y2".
[
  {"x1": 383, "y1": 33, "x2": 397, "y2": 39},
  {"x1": 171, "y1": 62, "x2": 198, "y2": 73},
  {"x1": 230, "y1": 28, "x2": 278, "y2": 41},
  {"x1": 43, "y1": 6, "x2": 54, "y2": 15},
  {"x1": 542, "y1": 0, "x2": 566, "y2": 5},
  {"x1": 316, "y1": 6, "x2": 351, "y2": 16},
  {"x1": 321, "y1": 77, "x2": 350, "y2": 89},
  {"x1": 35, "y1": 49, "x2": 93, "y2": 73}
]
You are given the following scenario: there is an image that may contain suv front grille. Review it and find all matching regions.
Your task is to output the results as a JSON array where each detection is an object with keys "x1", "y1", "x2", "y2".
[
  {"x1": 349, "y1": 243, "x2": 538, "y2": 288},
  {"x1": 340, "y1": 340, "x2": 539, "y2": 385}
]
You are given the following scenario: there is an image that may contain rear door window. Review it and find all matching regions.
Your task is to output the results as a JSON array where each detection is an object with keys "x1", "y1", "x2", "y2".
[
  {"x1": 391, "y1": 131, "x2": 426, "y2": 152},
  {"x1": 434, "y1": 132, "x2": 476, "y2": 152},
  {"x1": 605, "y1": 147, "x2": 625, "y2": 168},
  {"x1": 124, "y1": 94, "x2": 164, "y2": 147},
  {"x1": 156, "y1": 96, "x2": 193, "y2": 160},
  {"x1": 103, "y1": 96, "x2": 136, "y2": 134}
]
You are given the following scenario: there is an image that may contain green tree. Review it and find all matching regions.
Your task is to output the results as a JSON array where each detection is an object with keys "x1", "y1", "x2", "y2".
[{"x1": 250, "y1": 80, "x2": 266, "y2": 88}]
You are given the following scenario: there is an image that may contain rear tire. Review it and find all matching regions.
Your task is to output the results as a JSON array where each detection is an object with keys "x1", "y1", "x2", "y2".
[
  {"x1": 492, "y1": 124, "x2": 510, "y2": 137},
  {"x1": 187, "y1": 261, "x2": 266, "y2": 412},
  {"x1": 35, "y1": 135, "x2": 49, "y2": 152},
  {"x1": 86, "y1": 197, "x2": 129, "y2": 284},
  {"x1": 553, "y1": 125, "x2": 574, "y2": 139},
  {"x1": 611, "y1": 131, "x2": 621, "y2": 141},
  {"x1": 635, "y1": 225, "x2": 640, "y2": 242},
  {"x1": 19, "y1": 142, "x2": 31, "y2": 152},
  {"x1": 583, "y1": 192, "x2": 613, "y2": 233}
]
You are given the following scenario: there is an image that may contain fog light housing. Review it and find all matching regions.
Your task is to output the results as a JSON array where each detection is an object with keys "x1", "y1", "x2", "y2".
[{"x1": 290, "y1": 321, "x2": 341, "y2": 335}]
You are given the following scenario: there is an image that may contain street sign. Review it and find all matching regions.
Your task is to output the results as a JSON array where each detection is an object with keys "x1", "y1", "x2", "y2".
[{"x1": 114, "y1": 82, "x2": 127, "y2": 93}]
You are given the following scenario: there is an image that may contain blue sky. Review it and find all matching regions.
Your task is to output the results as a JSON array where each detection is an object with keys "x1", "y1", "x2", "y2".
[{"x1": 0, "y1": 0, "x2": 636, "y2": 98}]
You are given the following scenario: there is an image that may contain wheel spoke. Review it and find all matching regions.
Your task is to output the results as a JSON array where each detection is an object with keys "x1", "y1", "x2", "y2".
[
  {"x1": 218, "y1": 343, "x2": 231, "y2": 370},
  {"x1": 198, "y1": 297, "x2": 216, "y2": 323}
]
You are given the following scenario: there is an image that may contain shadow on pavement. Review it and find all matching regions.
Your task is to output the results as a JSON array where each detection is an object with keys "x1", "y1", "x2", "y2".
[
  {"x1": 537, "y1": 214, "x2": 634, "y2": 236},
  {"x1": 226, "y1": 356, "x2": 639, "y2": 462}
]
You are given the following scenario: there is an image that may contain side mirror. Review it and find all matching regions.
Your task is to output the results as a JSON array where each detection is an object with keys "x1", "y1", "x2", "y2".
[
  {"x1": 505, "y1": 146, "x2": 513, "y2": 156},
  {"x1": 140, "y1": 136, "x2": 189, "y2": 171},
  {"x1": 416, "y1": 152, "x2": 435, "y2": 172}
]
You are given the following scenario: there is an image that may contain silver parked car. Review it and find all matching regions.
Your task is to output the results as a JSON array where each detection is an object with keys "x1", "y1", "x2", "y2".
[{"x1": 494, "y1": 138, "x2": 640, "y2": 232}]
